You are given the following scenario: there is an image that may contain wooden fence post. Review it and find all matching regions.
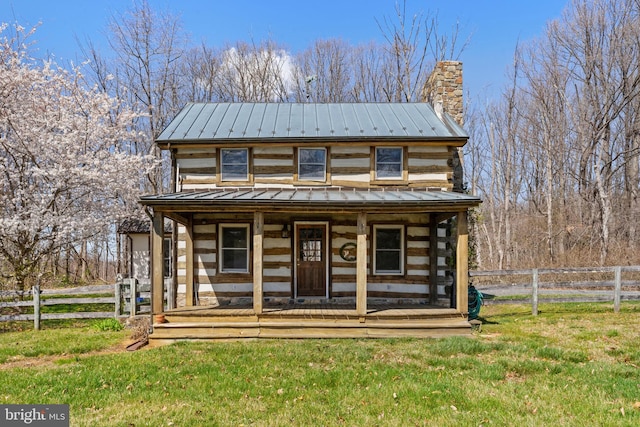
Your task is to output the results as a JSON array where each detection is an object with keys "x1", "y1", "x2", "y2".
[
  {"x1": 130, "y1": 278, "x2": 137, "y2": 316},
  {"x1": 532, "y1": 269, "x2": 539, "y2": 316},
  {"x1": 115, "y1": 281, "x2": 121, "y2": 317},
  {"x1": 33, "y1": 285, "x2": 40, "y2": 331},
  {"x1": 614, "y1": 266, "x2": 622, "y2": 313}
]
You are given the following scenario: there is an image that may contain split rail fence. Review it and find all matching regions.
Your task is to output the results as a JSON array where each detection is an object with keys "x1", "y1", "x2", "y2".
[
  {"x1": 470, "y1": 266, "x2": 640, "y2": 315},
  {"x1": 0, "y1": 279, "x2": 155, "y2": 330},
  {"x1": 1, "y1": 267, "x2": 639, "y2": 329}
]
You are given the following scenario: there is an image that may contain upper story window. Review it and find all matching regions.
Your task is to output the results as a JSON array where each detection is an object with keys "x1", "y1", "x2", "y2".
[
  {"x1": 298, "y1": 148, "x2": 327, "y2": 182},
  {"x1": 219, "y1": 224, "x2": 250, "y2": 273},
  {"x1": 375, "y1": 147, "x2": 403, "y2": 180},
  {"x1": 373, "y1": 225, "x2": 404, "y2": 275},
  {"x1": 220, "y1": 148, "x2": 248, "y2": 181}
]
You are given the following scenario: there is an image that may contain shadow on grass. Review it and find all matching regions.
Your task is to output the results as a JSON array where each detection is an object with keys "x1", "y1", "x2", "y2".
[{"x1": 475, "y1": 316, "x2": 499, "y2": 325}]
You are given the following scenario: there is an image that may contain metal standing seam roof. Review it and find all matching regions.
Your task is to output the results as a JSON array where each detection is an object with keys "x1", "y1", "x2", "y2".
[
  {"x1": 156, "y1": 103, "x2": 467, "y2": 143},
  {"x1": 140, "y1": 188, "x2": 481, "y2": 208},
  {"x1": 116, "y1": 218, "x2": 172, "y2": 234}
]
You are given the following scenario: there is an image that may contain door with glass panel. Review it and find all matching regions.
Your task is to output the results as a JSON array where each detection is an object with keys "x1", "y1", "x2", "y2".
[{"x1": 295, "y1": 223, "x2": 327, "y2": 297}]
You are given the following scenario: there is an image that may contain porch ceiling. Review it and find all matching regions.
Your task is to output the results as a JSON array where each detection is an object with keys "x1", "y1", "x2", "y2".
[{"x1": 140, "y1": 187, "x2": 481, "y2": 214}]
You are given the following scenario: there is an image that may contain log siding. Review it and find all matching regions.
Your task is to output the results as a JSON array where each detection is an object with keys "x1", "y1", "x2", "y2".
[
  {"x1": 173, "y1": 213, "x2": 454, "y2": 302},
  {"x1": 176, "y1": 143, "x2": 454, "y2": 190}
]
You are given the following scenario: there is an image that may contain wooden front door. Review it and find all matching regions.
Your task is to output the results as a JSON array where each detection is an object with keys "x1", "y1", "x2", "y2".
[{"x1": 295, "y1": 223, "x2": 327, "y2": 297}]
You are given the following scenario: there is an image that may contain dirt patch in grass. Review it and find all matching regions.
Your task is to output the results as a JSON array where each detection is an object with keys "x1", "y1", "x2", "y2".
[
  {"x1": 0, "y1": 338, "x2": 139, "y2": 371},
  {"x1": 0, "y1": 318, "x2": 152, "y2": 370}
]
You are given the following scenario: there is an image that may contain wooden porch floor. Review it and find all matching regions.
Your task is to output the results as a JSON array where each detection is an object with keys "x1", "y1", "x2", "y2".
[{"x1": 150, "y1": 302, "x2": 472, "y2": 342}]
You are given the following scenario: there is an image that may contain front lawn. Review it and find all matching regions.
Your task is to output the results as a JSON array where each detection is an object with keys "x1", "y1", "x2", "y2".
[{"x1": 1, "y1": 303, "x2": 639, "y2": 426}]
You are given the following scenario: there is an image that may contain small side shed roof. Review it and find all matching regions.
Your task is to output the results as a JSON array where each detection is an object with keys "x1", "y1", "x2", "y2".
[
  {"x1": 156, "y1": 103, "x2": 467, "y2": 144},
  {"x1": 117, "y1": 218, "x2": 172, "y2": 234}
]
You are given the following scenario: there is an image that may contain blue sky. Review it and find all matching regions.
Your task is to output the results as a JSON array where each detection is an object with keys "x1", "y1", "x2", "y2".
[{"x1": 1, "y1": 0, "x2": 568, "y2": 102}]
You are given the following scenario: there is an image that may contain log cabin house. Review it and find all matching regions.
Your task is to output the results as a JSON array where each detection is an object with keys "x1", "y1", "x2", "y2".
[{"x1": 141, "y1": 62, "x2": 481, "y2": 341}]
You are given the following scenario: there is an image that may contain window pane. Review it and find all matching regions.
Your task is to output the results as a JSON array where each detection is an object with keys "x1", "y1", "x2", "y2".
[
  {"x1": 163, "y1": 239, "x2": 171, "y2": 278},
  {"x1": 376, "y1": 164, "x2": 402, "y2": 178},
  {"x1": 221, "y1": 149, "x2": 247, "y2": 163},
  {"x1": 223, "y1": 249, "x2": 248, "y2": 270},
  {"x1": 301, "y1": 239, "x2": 322, "y2": 261},
  {"x1": 377, "y1": 148, "x2": 402, "y2": 162},
  {"x1": 221, "y1": 165, "x2": 248, "y2": 180},
  {"x1": 299, "y1": 164, "x2": 325, "y2": 179},
  {"x1": 375, "y1": 250, "x2": 401, "y2": 271},
  {"x1": 222, "y1": 227, "x2": 247, "y2": 248},
  {"x1": 299, "y1": 149, "x2": 325, "y2": 163},
  {"x1": 376, "y1": 228, "x2": 401, "y2": 249},
  {"x1": 299, "y1": 227, "x2": 323, "y2": 261}
]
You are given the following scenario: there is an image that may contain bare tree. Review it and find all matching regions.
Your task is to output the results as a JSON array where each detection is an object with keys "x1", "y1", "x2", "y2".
[
  {"x1": 350, "y1": 42, "x2": 388, "y2": 102},
  {"x1": 473, "y1": 53, "x2": 527, "y2": 269},
  {"x1": 548, "y1": 0, "x2": 640, "y2": 264},
  {"x1": 101, "y1": 0, "x2": 188, "y2": 193},
  {"x1": 519, "y1": 34, "x2": 573, "y2": 264},
  {"x1": 471, "y1": 0, "x2": 640, "y2": 268},
  {"x1": 376, "y1": 0, "x2": 469, "y2": 102},
  {"x1": 214, "y1": 40, "x2": 292, "y2": 102},
  {"x1": 292, "y1": 39, "x2": 353, "y2": 102},
  {"x1": 181, "y1": 43, "x2": 222, "y2": 103}
]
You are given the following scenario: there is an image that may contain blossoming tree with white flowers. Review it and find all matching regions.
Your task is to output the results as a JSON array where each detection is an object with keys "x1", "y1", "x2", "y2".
[{"x1": 0, "y1": 24, "x2": 157, "y2": 293}]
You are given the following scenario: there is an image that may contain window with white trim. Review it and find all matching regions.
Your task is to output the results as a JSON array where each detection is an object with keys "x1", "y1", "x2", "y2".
[
  {"x1": 219, "y1": 224, "x2": 250, "y2": 273},
  {"x1": 375, "y1": 147, "x2": 403, "y2": 180},
  {"x1": 373, "y1": 225, "x2": 404, "y2": 275},
  {"x1": 163, "y1": 238, "x2": 172, "y2": 278},
  {"x1": 220, "y1": 148, "x2": 248, "y2": 181},
  {"x1": 298, "y1": 148, "x2": 326, "y2": 181}
]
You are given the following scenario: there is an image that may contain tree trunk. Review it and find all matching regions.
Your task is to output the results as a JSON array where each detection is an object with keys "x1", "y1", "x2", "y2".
[
  {"x1": 545, "y1": 140, "x2": 555, "y2": 264},
  {"x1": 81, "y1": 240, "x2": 88, "y2": 282}
]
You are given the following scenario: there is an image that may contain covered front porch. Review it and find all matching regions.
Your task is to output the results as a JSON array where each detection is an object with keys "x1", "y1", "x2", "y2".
[{"x1": 141, "y1": 187, "x2": 481, "y2": 341}]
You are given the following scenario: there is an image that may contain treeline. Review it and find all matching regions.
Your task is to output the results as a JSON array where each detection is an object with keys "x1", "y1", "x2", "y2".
[{"x1": 466, "y1": 0, "x2": 640, "y2": 268}]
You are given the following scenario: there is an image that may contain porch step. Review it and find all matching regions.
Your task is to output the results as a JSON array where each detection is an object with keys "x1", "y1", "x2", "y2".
[
  {"x1": 149, "y1": 318, "x2": 472, "y2": 342},
  {"x1": 162, "y1": 306, "x2": 462, "y2": 324}
]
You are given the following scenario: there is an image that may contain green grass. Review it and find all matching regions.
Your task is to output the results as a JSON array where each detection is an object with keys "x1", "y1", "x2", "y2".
[
  {"x1": 91, "y1": 318, "x2": 124, "y2": 332},
  {"x1": 1, "y1": 302, "x2": 640, "y2": 426},
  {"x1": 0, "y1": 325, "x2": 126, "y2": 364}
]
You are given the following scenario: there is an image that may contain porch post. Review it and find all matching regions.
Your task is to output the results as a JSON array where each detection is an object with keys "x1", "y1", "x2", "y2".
[
  {"x1": 429, "y1": 215, "x2": 439, "y2": 305},
  {"x1": 356, "y1": 212, "x2": 367, "y2": 317},
  {"x1": 456, "y1": 210, "x2": 469, "y2": 315},
  {"x1": 151, "y1": 210, "x2": 164, "y2": 315},
  {"x1": 185, "y1": 216, "x2": 195, "y2": 306},
  {"x1": 253, "y1": 211, "x2": 264, "y2": 314}
]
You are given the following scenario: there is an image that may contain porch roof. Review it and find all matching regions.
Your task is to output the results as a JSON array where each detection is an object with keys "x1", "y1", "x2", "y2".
[
  {"x1": 140, "y1": 187, "x2": 481, "y2": 213},
  {"x1": 156, "y1": 103, "x2": 467, "y2": 145}
]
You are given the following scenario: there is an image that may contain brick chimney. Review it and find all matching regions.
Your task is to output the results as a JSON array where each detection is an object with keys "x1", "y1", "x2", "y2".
[{"x1": 422, "y1": 61, "x2": 464, "y2": 126}]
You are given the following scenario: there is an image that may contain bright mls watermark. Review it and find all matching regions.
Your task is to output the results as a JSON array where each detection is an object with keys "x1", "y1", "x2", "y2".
[{"x1": 1, "y1": 405, "x2": 69, "y2": 426}]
